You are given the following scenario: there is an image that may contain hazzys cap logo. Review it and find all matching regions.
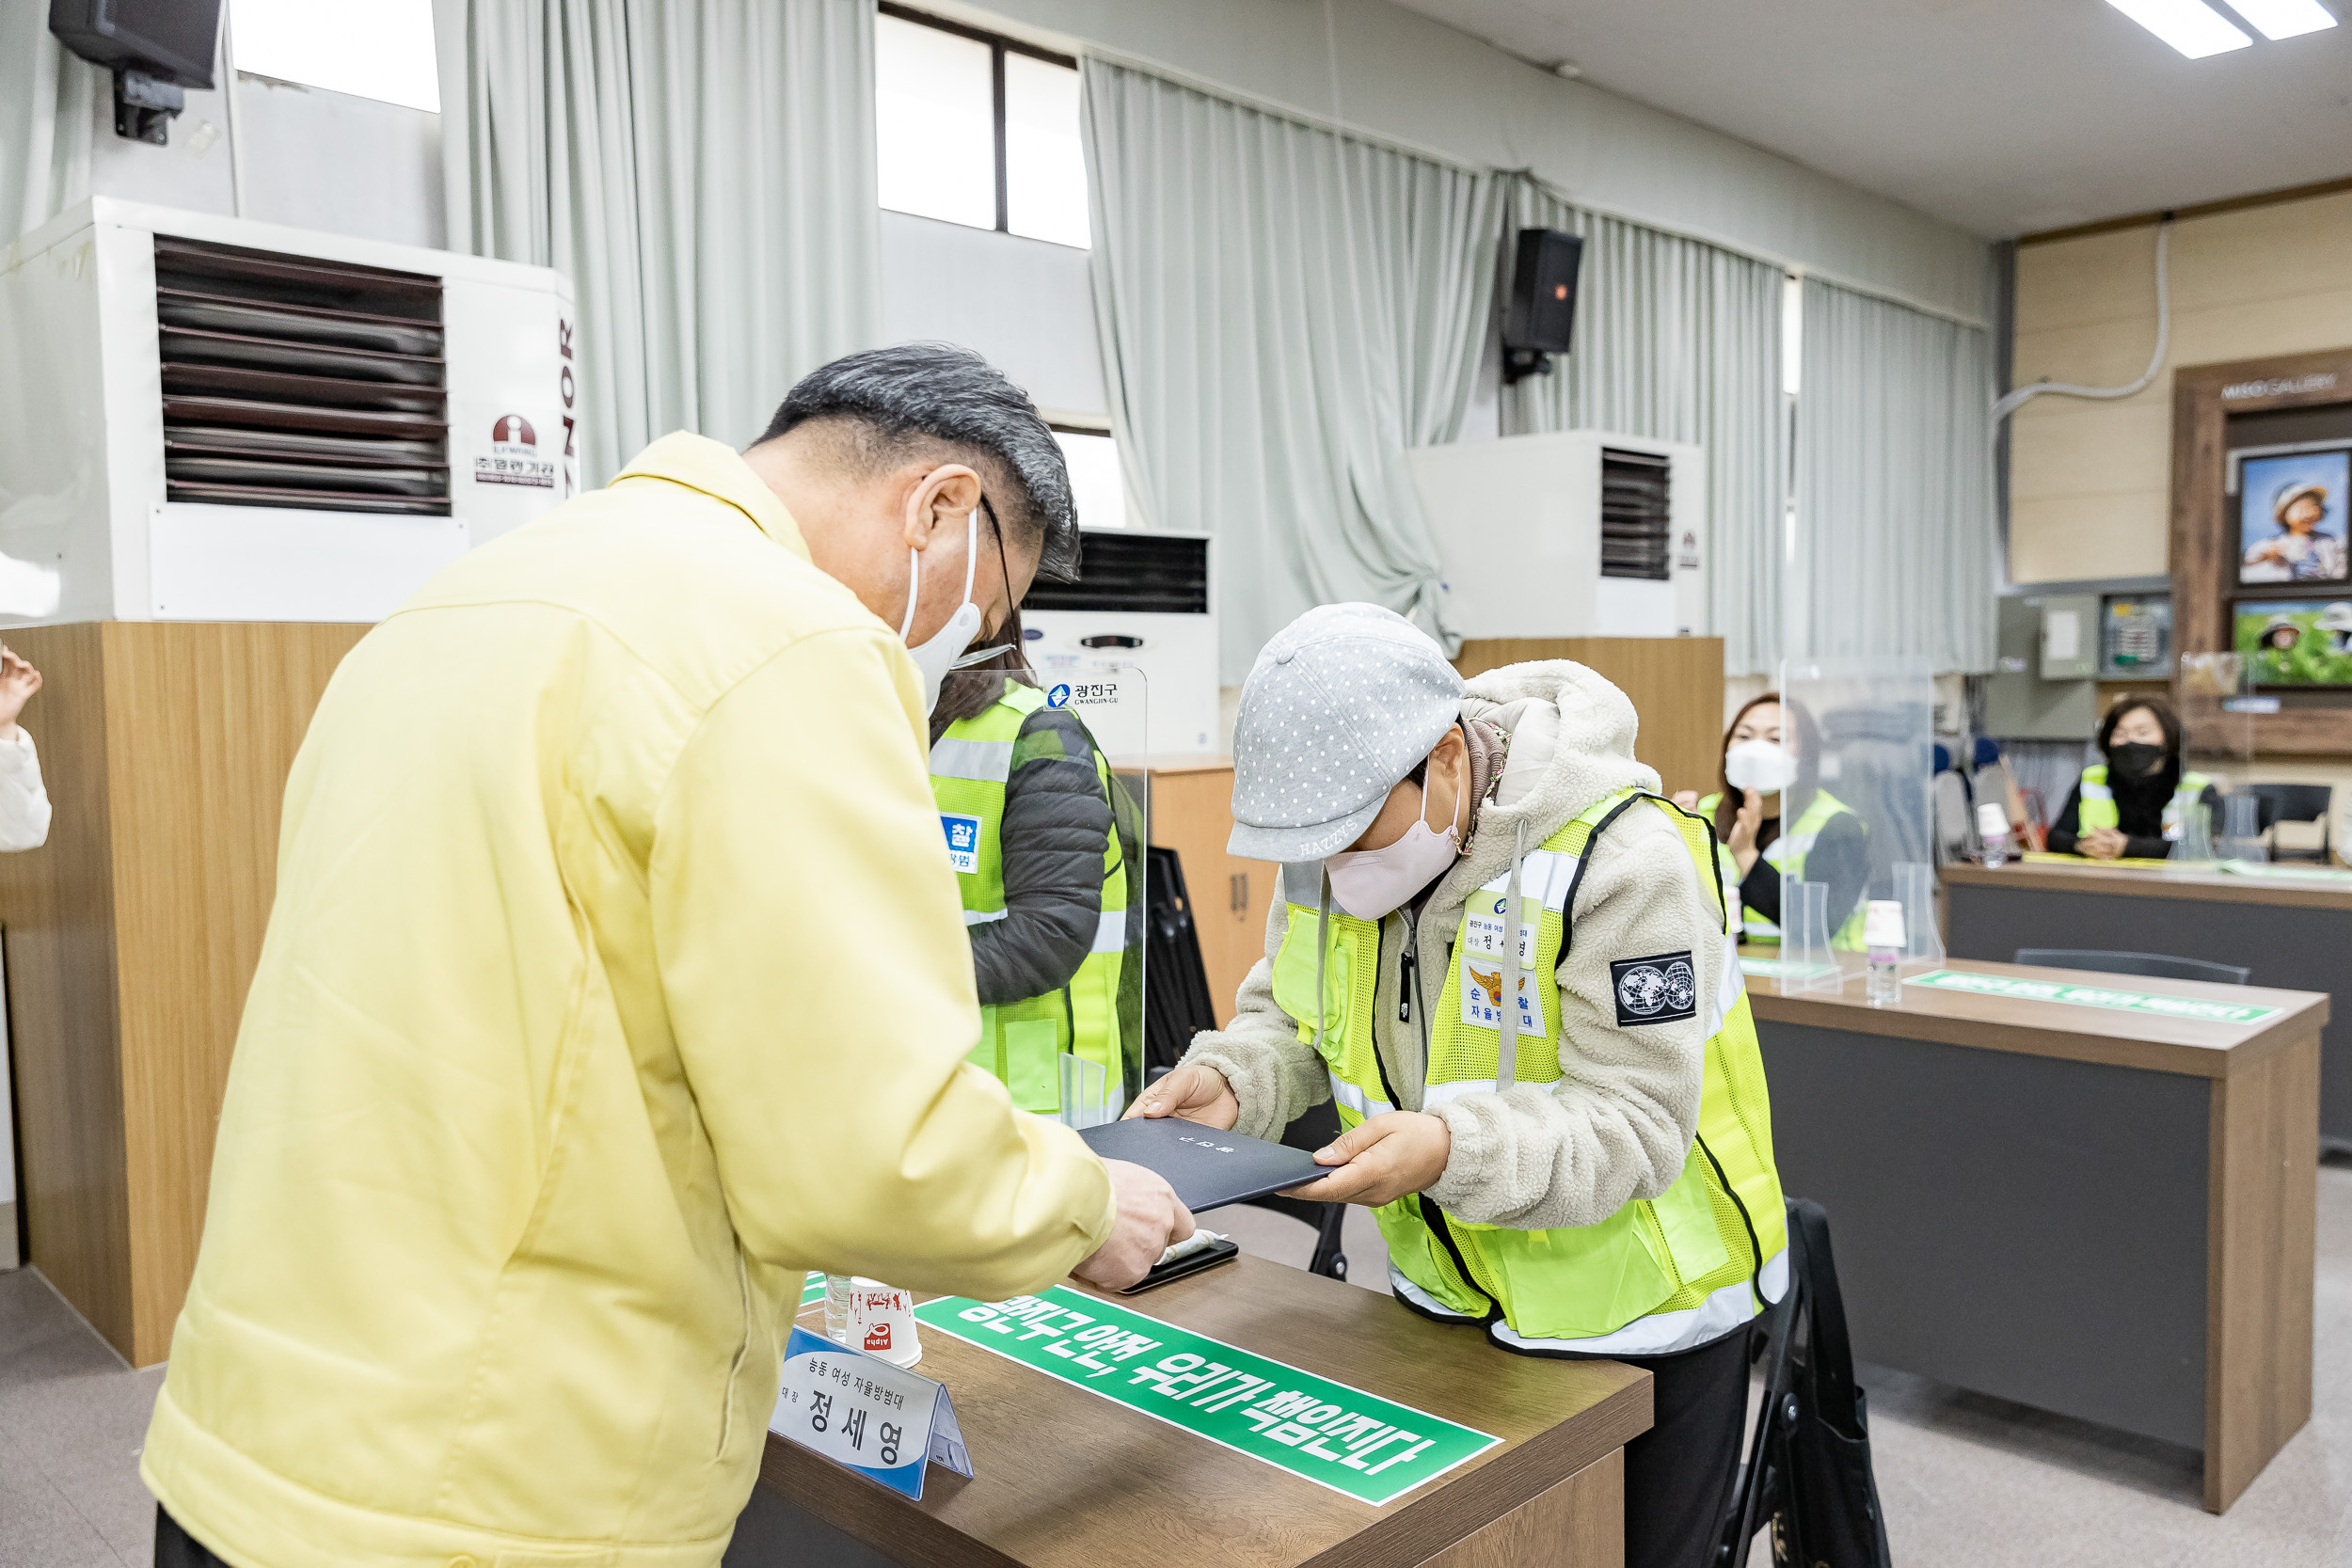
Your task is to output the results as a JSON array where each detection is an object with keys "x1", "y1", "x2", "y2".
[
  {"x1": 1611, "y1": 951, "x2": 1696, "y2": 1027},
  {"x1": 476, "y1": 413, "x2": 556, "y2": 489}
]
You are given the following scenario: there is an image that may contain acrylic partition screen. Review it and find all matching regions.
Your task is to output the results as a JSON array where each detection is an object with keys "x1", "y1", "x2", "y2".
[
  {"x1": 930, "y1": 665, "x2": 1147, "y2": 1126},
  {"x1": 1774, "y1": 657, "x2": 1936, "y2": 983}
]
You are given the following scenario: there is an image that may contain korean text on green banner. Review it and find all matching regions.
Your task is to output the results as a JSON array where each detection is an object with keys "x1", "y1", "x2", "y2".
[
  {"x1": 1904, "y1": 969, "x2": 2281, "y2": 1026},
  {"x1": 914, "y1": 1286, "x2": 1498, "y2": 1506}
]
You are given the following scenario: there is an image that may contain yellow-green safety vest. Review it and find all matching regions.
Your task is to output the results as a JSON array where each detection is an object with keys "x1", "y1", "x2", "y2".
[
  {"x1": 1271, "y1": 789, "x2": 1788, "y2": 1354},
  {"x1": 2076, "y1": 765, "x2": 2212, "y2": 844},
  {"x1": 930, "y1": 681, "x2": 1127, "y2": 1114},
  {"x1": 1696, "y1": 788, "x2": 1867, "y2": 949}
]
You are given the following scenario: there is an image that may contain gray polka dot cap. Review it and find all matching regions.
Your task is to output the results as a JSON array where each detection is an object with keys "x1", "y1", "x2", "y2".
[{"x1": 1228, "y1": 603, "x2": 1466, "y2": 863}]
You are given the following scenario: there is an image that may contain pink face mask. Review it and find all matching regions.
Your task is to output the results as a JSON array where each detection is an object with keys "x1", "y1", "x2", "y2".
[{"x1": 1324, "y1": 789, "x2": 1463, "y2": 921}]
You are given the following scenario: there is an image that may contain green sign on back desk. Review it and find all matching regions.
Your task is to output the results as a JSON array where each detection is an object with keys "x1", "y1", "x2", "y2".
[
  {"x1": 914, "y1": 1286, "x2": 1499, "y2": 1505},
  {"x1": 1905, "y1": 969, "x2": 2282, "y2": 1026}
]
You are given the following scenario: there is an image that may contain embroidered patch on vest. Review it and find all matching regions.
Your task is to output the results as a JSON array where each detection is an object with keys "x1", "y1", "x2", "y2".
[
  {"x1": 1611, "y1": 951, "x2": 1697, "y2": 1027},
  {"x1": 941, "y1": 813, "x2": 984, "y2": 875}
]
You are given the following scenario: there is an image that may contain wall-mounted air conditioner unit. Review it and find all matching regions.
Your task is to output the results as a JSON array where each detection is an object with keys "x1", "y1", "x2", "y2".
[
  {"x1": 0, "y1": 198, "x2": 577, "y2": 625},
  {"x1": 1406, "y1": 430, "x2": 1708, "y2": 641},
  {"x1": 1023, "y1": 530, "x2": 1217, "y2": 754}
]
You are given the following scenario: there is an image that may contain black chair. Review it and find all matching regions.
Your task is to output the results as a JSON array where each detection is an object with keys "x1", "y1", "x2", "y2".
[
  {"x1": 2014, "y1": 947, "x2": 2251, "y2": 986},
  {"x1": 2247, "y1": 783, "x2": 2333, "y2": 863},
  {"x1": 1254, "y1": 1099, "x2": 1350, "y2": 1280}
]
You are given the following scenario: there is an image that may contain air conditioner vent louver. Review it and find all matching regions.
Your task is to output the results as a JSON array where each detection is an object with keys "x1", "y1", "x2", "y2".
[
  {"x1": 1598, "y1": 447, "x2": 1670, "y2": 581},
  {"x1": 154, "y1": 236, "x2": 451, "y2": 515},
  {"x1": 1024, "y1": 531, "x2": 1209, "y2": 615}
]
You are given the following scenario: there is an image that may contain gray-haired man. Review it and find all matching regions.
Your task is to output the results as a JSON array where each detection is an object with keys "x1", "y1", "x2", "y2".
[{"x1": 1131, "y1": 602, "x2": 1787, "y2": 1568}]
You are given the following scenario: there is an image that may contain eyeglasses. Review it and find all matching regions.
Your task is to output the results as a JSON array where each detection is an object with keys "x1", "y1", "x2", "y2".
[{"x1": 946, "y1": 495, "x2": 1022, "y2": 672}]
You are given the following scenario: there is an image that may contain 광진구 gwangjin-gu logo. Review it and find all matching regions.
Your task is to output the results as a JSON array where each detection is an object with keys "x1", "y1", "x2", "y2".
[
  {"x1": 475, "y1": 414, "x2": 556, "y2": 488},
  {"x1": 1610, "y1": 952, "x2": 1696, "y2": 1027}
]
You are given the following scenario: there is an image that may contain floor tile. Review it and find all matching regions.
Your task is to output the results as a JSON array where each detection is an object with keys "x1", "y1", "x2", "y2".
[{"x1": 0, "y1": 1420, "x2": 124, "y2": 1568}]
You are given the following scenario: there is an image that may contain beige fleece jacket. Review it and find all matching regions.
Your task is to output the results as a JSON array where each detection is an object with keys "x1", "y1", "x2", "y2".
[{"x1": 1181, "y1": 660, "x2": 1724, "y2": 1231}]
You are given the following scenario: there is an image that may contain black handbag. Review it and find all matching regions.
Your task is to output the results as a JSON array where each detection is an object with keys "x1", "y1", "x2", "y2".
[{"x1": 1718, "y1": 1198, "x2": 1895, "y2": 1568}]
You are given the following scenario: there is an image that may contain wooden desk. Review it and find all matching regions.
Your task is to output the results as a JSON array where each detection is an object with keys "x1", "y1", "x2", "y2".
[
  {"x1": 732, "y1": 1256, "x2": 1652, "y2": 1568},
  {"x1": 1942, "y1": 860, "x2": 2352, "y2": 1148},
  {"x1": 1747, "y1": 956, "x2": 2324, "y2": 1512}
]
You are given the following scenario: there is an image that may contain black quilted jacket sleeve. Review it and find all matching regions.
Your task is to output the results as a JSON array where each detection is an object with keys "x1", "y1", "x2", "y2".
[{"x1": 969, "y1": 706, "x2": 1112, "y2": 1006}]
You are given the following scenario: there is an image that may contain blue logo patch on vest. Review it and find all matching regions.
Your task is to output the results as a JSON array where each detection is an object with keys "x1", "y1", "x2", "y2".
[
  {"x1": 1047, "y1": 684, "x2": 1072, "y2": 708},
  {"x1": 940, "y1": 813, "x2": 984, "y2": 875},
  {"x1": 1611, "y1": 951, "x2": 1697, "y2": 1027}
]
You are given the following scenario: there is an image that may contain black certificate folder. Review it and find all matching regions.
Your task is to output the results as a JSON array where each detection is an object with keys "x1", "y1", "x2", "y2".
[{"x1": 1077, "y1": 1117, "x2": 1327, "y2": 1213}]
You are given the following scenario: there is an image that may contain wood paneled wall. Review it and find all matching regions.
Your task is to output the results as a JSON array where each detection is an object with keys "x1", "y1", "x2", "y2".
[
  {"x1": 2010, "y1": 189, "x2": 2352, "y2": 585},
  {"x1": 1454, "y1": 637, "x2": 1725, "y2": 800},
  {"x1": 0, "y1": 622, "x2": 365, "y2": 1364}
]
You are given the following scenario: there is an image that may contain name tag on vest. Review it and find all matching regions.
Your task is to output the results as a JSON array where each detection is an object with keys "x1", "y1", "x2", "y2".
[
  {"x1": 1460, "y1": 950, "x2": 1538, "y2": 1030},
  {"x1": 1462, "y1": 898, "x2": 1537, "y2": 966},
  {"x1": 941, "y1": 813, "x2": 984, "y2": 874}
]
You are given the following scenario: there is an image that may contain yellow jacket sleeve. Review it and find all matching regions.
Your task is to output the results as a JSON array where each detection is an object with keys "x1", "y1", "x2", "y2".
[{"x1": 651, "y1": 625, "x2": 1117, "y2": 1300}]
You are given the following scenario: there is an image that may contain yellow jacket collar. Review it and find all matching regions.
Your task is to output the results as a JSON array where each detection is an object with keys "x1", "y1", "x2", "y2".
[{"x1": 611, "y1": 433, "x2": 810, "y2": 559}]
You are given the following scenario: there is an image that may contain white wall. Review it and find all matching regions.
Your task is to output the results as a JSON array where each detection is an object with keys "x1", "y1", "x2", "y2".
[
  {"x1": 881, "y1": 211, "x2": 1104, "y2": 416},
  {"x1": 74, "y1": 38, "x2": 442, "y2": 252},
  {"x1": 232, "y1": 77, "x2": 445, "y2": 250},
  {"x1": 926, "y1": 0, "x2": 1992, "y2": 325}
]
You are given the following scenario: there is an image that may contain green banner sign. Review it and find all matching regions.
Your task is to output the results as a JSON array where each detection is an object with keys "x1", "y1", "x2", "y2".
[
  {"x1": 1739, "y1": 957, "x2": 1841, "y2": 980},
  {"x1": 1905, "y1": 969, "x2": 2282, "y2": 1026},
  {"x1": 914, "y1": 1285, "x2": 1498, "y2": 1505},
  {"x1": 2219, "y1": 859, "x2": 2352, "y2": 883}
]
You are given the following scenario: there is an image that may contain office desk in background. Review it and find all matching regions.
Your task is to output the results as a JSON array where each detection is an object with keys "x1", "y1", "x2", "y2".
[
  {"x1": 1748, "y1": 956, "x2": 2325, "y2": 1513},
  {"x1": 731, "y1": 1255, "x2": 1651, "y2": 1568},
  {"x1": 1943, "y1": 860, "x2": 2352, "y2": 1148}
]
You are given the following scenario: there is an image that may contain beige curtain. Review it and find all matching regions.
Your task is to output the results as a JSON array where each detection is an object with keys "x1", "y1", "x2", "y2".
[
  {"x1": 1792, "y1": 277, "x2": 1995, "y2": 672},
  {"x1": 1083, "y1": 55, "x2": 1506, "y2": 679},
  {"x1": 434, "y1": 0, "x2": 882, "y2": 484},
  {"x1": 0, "y1": 15, "x2": 98, "y2": 246},
  {"x1": 1502, "y1": 176, "x2": 1788, "y2": 676}
]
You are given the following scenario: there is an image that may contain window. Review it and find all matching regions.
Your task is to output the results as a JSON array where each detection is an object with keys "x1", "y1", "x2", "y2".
[
  {"x1": 1054, "y1": 428, "x2": 1126, "y2": 530},
  {"x1": 228, "y1": 0, "x2": 439, "y2": 114},
  {"x1": 876, "y1": 7, "x2": 1089, "y2": 249}
]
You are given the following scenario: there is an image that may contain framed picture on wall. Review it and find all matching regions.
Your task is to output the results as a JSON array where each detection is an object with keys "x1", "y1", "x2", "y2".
[
  {"x1": 2238, "y1": 449, "x2": 2351, "y2": 587},
  {"x1": 2234, "y1": 599, "x2": 2352, "y2": 688}
]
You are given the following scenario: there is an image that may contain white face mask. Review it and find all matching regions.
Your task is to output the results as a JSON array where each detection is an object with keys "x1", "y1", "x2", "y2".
[
  {"x1": 903, "y1": 506, "x2": 986, "y2": 714},
  {"x1": 1724, "y1": 737, "x2": 1797, "y2": 796},
  {"x1": 1323, "y1": 785, "x2": 1462, "y2": 922}
]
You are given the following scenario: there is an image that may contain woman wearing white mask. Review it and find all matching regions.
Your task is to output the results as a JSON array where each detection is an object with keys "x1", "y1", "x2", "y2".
[
  {"x1": 1677, "y1": 694, "x2": 1869, "y2": 948},
  {"x1": 1132, "y1": 604, "x2": 1784, "y2": 1568}
]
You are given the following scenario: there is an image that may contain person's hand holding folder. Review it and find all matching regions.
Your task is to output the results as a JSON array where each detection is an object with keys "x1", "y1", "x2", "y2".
[{"x1": 1128, "y1": 1063, "x2": 1447, "y2": 1208}]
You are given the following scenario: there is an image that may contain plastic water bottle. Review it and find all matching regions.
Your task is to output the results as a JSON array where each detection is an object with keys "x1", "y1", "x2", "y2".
[
  {"x1": 1864, "y1": 900, "x2": 1905, "y2": 1007},
  {"x1": 823, "y1": 1275, "x2": 856, "y2": 1347},
  {"x1": 1976, "y1": 800, "x2": 2011, "y2": 869}
]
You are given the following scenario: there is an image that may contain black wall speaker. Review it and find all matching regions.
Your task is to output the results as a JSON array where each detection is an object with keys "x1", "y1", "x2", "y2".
[{"x1": 1502, "y1": 228, "x2": 1583, "y2": 383}]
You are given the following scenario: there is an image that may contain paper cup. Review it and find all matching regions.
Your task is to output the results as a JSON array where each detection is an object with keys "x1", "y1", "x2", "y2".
[{"x1": 846, "y1": 1277, "x2": 923, "y2": 1368}]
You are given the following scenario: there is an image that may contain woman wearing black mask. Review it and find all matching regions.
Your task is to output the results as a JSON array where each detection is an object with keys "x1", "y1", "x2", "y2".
[{"x1": 2046, "y1": 697, "x2": 2222, "y2": 861}]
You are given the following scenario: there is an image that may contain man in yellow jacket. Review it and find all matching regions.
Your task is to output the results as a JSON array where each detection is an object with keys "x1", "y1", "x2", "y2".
[{"x1": 142, "y1": 344, "x2": 1192, "y2": 1568}]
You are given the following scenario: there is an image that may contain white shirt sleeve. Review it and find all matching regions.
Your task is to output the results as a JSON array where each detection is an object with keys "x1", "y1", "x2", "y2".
[{"x1": 0, "y1": 727, "x2": 54, "y2": 851}]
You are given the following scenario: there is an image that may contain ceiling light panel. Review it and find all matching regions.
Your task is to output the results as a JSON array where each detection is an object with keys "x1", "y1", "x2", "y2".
[
  {"x1": 2106, "y1": 0, "x2": 2255, "y2": 55},
  {"x1": 2221, "y1": 0, "x2": 2338, "y2": 38}
]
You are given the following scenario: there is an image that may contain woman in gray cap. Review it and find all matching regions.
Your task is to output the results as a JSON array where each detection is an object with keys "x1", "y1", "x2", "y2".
[{"x1": 1129, "y1": 602, "x2": 1785, "y2": 1568}]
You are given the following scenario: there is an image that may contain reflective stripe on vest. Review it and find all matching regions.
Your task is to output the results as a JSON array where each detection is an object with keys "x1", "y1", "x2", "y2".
[
  {"x1": 1696, "y1": 789, "x2": 1866, "y2": 946},
  {"x1": 1272, "y1": 789, "x2": 1788, "y2": 1354},
  {"x1": 2076, "y1": 766, "x2": 2212, "y2": 841},
  {"x1": 930, "y1": 680, "x2": 1128, "y2": 1114}
]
